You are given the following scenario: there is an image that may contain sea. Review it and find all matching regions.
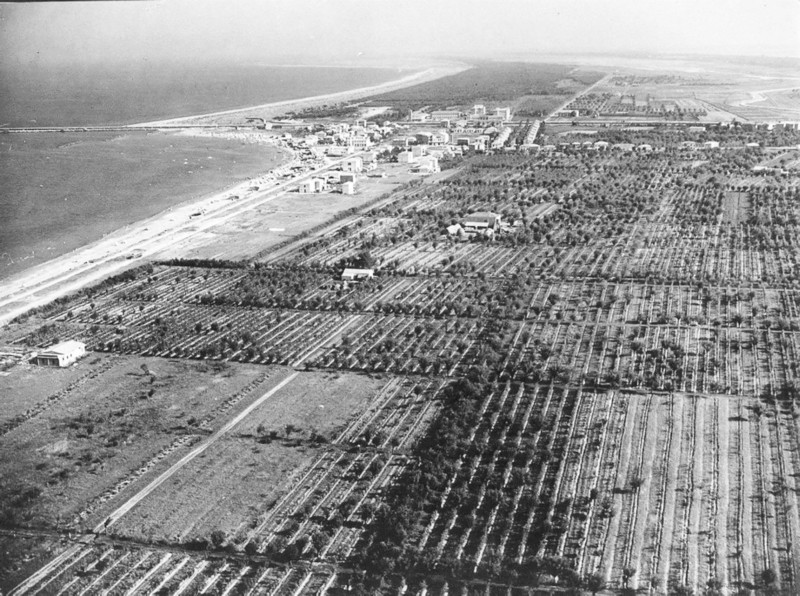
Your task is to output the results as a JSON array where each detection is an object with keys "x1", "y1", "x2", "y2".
[
  {"x1": 0, "y1": 61, "x2": 407, "y2": 279},
  {"x1": 0, "y1": 61, "x2": 405, "y2": 127}
]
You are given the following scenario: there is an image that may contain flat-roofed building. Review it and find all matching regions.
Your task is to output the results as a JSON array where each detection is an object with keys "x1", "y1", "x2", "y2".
[
  {"x1": 494, "y1": 107, "x2": 512, "y2": 121},
  {"x1": 397, "y1": 150, "x2": 415, "y2": 164},
  {"x1": 343, "y1": 156, "x2": 363, "y2": 173},
  {"x1": 463, "y1": 212, "x2": 502, "y2": 235},
  {"x1": 431, "y1": 110, "x2": 464, "y2": 121},
  {"x1": 342, "y1": 268, "x2": 374, "y2": 281},
  {"x1": 351, "y1": 135, "x2": 371, "y2": 149},
  {"x1": 31, "y1": 341, "x2": 86, "y2": 367},
  {"x1": 413, "y1": 155, "x2": 440, "y2": 173}
]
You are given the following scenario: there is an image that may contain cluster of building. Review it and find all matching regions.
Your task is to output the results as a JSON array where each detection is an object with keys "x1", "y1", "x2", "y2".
[
  {"x1": 298, "y1": 154, "x2": 375, "y2": 195},
  {"x1": 283, "y1": 119, "x2": 398, "y2": 157},
  {"x1": 447, "y1": 212, "x2": 510, "y2": 239},
  {"x1": 410, "y1": 104, "x2": 514, "y2": 127}
]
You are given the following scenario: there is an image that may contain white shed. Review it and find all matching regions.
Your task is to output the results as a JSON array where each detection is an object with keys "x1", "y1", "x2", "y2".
[{"x1": 31, "y1": 340, "x2": 87, "y2": 367}]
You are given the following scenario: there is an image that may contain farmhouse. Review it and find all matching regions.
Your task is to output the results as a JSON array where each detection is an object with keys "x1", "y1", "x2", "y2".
[
  {"x1": 31, "y1": 340, "x2": 86, "y2": 367},
  {"x1": 341, "y1": 268, "x2": 374, "y2": 281},
  {"x1": 463, "y1": 212, "x2": 502, "y2": 235}
]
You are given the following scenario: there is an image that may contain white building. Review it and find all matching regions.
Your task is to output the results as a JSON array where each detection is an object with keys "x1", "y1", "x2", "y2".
[
  {"x1": 494, "y1": 107, "x2": 512, "y2": 121},
  {"x1": 297, "y1": 178, "x2": 325, "y2": 194},
  {"x1": 413, "y1": 155, "x2": 440, "y2": 173},
  {"x1": 341, "y1": 181, "x2": 355, "y2": 195},
  {"x1": 31, "y1": 341, "x2": 86, "y2": 367},
  {"x1": 342, "y1": 268, "x2": 374, "y2": 281},
  {"x1": 350, "y1": 135, "x2": 371, "y2": 150},
  {"x1": 463, "y1": 212, "x2": 502, "y2": 235},
  {"x1": 342, "y1": 156, "x2": 363, "y2": 173},
  {"x1": 431, "y1": 110, "x2": 464, "y2": 121},
  {"x1": 397, "y1": 151, "x2": 415, "y2": 164}
]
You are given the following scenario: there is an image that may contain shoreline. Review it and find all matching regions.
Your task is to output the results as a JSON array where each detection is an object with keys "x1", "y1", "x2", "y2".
[
  {"x1": 0, "y1": 140, "x2": 301, "y2": 326},
  {"x1": 0, "y1": 61, "x2": 466, "y2": 326},
  {"x1": 0, "y1": 130, "x2": 290, "y2": 281},
  {"x1": 131, "y1": 63, "x2": 468, "y2": 127}
]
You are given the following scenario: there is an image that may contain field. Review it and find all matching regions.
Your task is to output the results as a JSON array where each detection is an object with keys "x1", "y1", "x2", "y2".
[
  {"x1": 0, "y1": 356, "x2": 289, "y2": 535},
  {"x1": 0, "y1": 131, "x2": 288, "y2": 279},
  {"x1": 555, "y1": 62, "x2": 800, "y2": 124},
  {"x1": 4, "y1": 65, "x2": 800, "y2": 595}
]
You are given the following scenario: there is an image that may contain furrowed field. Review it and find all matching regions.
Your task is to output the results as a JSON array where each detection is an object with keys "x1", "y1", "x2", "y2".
[{"x1": 3, "y1": 116, "x2": 800, "y2": 595}]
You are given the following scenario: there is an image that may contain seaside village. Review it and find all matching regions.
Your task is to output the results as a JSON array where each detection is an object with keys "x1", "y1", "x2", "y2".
[
  {"x1": 279, "y1": 104, "x2": 522, "y2": 193},
  {"x1": 269, "y1": 104, "x2": 527, "y2": 237}
]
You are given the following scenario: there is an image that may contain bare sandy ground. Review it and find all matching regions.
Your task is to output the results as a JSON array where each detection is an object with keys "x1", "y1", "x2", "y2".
[{"x1": 0, "y1": 63, "x2": 466, "y2": 327}]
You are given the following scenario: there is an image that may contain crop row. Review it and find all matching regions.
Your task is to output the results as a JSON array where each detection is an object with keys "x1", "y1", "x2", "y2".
[{"x1": 351, "y1": 381, "x2": 800, "y2": 594}]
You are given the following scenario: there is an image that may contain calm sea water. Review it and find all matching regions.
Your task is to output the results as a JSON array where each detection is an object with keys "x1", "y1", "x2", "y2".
[
  {"x1": 0, "y1": 62, "x2": 405, "y2": 126},
  {"x1": 0, "y1": 62, "x2": 406, "y2": 279}
]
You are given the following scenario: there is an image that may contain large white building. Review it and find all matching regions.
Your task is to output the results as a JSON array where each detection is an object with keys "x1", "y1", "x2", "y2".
[{"x1": 31, "y1": 341, "x2": 86, "y2": 367}]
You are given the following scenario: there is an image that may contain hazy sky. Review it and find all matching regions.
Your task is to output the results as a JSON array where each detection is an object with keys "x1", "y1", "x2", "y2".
[{"x1": 1, "y1": 0, "x2": 798, "y2": 67}]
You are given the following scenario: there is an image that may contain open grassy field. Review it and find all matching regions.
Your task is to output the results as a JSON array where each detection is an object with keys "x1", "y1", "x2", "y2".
[
  {"x1": 0, "y1": 356, "x2": 287, "y2": 530},
  {"x1": 104, "y1": 371, "x2": 384, "y2": 546},
  {"x1": 0, "y1": 131, "x2": 288, "y2": 279}
]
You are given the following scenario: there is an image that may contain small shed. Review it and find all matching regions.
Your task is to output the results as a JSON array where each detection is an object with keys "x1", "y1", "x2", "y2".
[{"x1": 31, "y1": 340, "x2": 86, "y2": 367}]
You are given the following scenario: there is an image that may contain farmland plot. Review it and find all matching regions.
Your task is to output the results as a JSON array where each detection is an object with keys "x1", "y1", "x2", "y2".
[
  {"x1": 6, "y1": 123, "x2": 800, "y2": 596},
  {"x1": 347, "y1": 386, "x2": 800, "y2": 595},
  {"x1": 0, "y1": 357, "x2": 283, "y2": 531}
]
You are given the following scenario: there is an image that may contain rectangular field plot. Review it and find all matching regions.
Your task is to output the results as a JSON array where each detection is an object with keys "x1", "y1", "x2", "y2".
[
  {"x1": 107, "y1": 435, "x2": 314, "y2": 545},
  {"x1": 382, "y1": 385, "x2": 800, "y2": 595},
  {"x1": 106, "y1": 371, "x2": 406, "y2": 546},
  {"x1": 0, "y1": 356, "x2": 285, "y2": 531},
  {"x1": 7, "y1": 542, "x2": 335, "y2": 596}
]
